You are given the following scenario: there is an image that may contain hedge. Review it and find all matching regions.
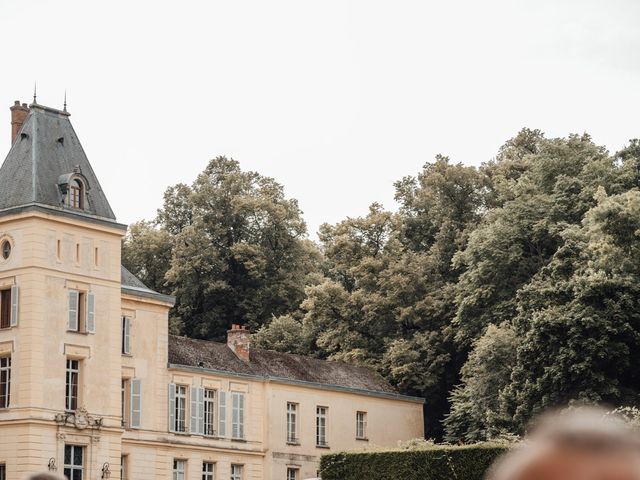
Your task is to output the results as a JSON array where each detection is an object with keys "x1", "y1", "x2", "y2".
[{"x1": 319, "y1": 443, "x2": 509, "y2": 480}]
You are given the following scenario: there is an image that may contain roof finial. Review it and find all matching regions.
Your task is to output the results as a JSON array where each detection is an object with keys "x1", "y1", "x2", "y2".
[
  {"x1": 33, "y1": 82, "x2": 37, "y2": 104},
  {"x1": 63, "y1": 90, "x2": 67, "y2": 112}
]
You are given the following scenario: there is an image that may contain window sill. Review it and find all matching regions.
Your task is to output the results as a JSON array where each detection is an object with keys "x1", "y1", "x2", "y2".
[
  {"x1": 121, "y1": 353, "x2": 133, "y2": 357},
  {"x1": 286, "y1": 441, "x2": 301, "y2": 446},
  {"x1": 316, "y1": 444, "x2": 330, "y2": 449},
  {"x1": 356, "y1": 437, "x2": 369, "y2": 441},
  {"x1": 231, "y1": 437, "x2": 247, "y2": 443}
]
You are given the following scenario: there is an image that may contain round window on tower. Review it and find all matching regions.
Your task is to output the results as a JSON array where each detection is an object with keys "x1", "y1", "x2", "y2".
[{"x1": 1, "y1": 239, "x2": 11, "y2": 260}]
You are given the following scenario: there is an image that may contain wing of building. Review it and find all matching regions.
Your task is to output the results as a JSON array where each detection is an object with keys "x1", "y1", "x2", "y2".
[{"x1": 0, "y1": 100, "x2": 424, "y2": 480}]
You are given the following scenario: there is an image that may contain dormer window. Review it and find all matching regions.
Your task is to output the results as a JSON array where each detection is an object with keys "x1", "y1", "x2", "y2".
[
  {"x1": 68, "y1": 179, "x2": 84, "y2": 209},
  {"x1": 58, "y1": 173, "x2": 88, "y2": 211}
]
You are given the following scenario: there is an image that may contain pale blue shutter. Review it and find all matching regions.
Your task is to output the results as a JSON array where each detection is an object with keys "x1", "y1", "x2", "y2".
[
  {"x1": 123, "y1": 317, "x2": 131, "y2": 354},
  {"x1": 168, "y1": 384, "x2": 176, "y2": 433},
  {"x1": 131, "y1": 379, "x2": 141, "y2": 428},
  {"x1": 198, "y1": 387, "x2": 205, "y2": 435},
  {"x1": 218, "y1": 391, "x2": 226, "y2": 437},
  {"x1": 68, "y1": 290, "x2": 79, "y2": 331},
  {"x1": 9, "y1": 285, "x2": 18, "y2": 327},
  {"x1": 239, "y1": 393, "x2": 245, "y2": 439},
  {"x1": 86, "y1": 292, "x2": 95, "y2": 333},
  {"x1": 190, "y1": 387, "x2": 198, "y2": 434},
  {"x1": 232, "y1": 393, "x2": 239, "y2": 438}
]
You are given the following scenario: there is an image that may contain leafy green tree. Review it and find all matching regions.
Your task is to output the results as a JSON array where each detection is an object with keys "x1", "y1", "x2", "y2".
[
  {"x1": 443, "y1": 324, "x2": 517, "y2": 443},
  {"x1": 502, "y1": 189, "x2": 640, "y2": 431},
  {"x1": 122, "y1": 221, "x2": 173, "y2": 294}
]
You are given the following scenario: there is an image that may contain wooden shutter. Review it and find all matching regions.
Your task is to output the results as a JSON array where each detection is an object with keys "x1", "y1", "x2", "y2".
[
  {"x1": 218, "y1": 391, "x2": 226, "y2": 437},
  {"x1": 168, "y1": 384, "x2": 176, "y2": 433},
  {"x1": 9, "y1": 285, "x2": 18, "y2": 327},
  {"x1": 238, "y1": 393, "x2": 245, "y2": 439},
  {"x1": 197, "y1": 388, "x2": 205, "y2": 435},
  {"x1": 123, "y1": 317, "x2": 131, "y2": 354},
  {"x1": 86, "y1": 292, "x2": 95, "y2": 333},
  {"x1": 190, "y1": 387, "x2": 198, "y2": 434},
  {"x1": 131, "y1": 379, "x2": 141, "y2": 428},
  {"x1": 68, "y1": 290, "x2": 79, "y2": 331}
]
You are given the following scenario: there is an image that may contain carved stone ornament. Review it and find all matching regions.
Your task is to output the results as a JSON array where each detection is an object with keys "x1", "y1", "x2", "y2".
[{"x1": 54, "y1": 407, "x2": 103, "y2": 431}]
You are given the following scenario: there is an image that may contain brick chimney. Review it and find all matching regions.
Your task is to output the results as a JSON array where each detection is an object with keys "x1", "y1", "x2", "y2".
[
  {"x1": 227, "y1": 324, "x2": 251, "y2": 362},
  {"x1": 10, "y1": 101, "x2": 29, "y2": 144}
]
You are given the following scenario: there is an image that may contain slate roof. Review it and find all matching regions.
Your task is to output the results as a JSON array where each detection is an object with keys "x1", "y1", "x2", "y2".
[
  {"x1": 168, "y1": 335, "x2": 407, "y2": 397},
  {"x1": 0, "y1": 104, "x2": 117, "y2": 222},
  {"x1": 121, "y1": 265, "x2": 175, "y2": 305}
]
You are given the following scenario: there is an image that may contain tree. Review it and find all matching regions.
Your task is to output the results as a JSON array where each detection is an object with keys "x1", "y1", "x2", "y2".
[
  {"x1": 125, "y1": 156, "x2": 322, "y2": 341},
  {"x1": 502, "y1": 189, "x2": 640, "y2": 432},
  {"x1": 122, "y1": 221, "x2": 173, "y2": 294},
  {"x1": 443, "y1": 324, "x2": 517, "y2": 443}
]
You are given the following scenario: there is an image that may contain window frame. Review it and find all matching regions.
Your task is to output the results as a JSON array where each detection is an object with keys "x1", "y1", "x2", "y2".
[
  {"x1": 0, "y1": 356, "x2": 10, "y2": 409},
  {"x1": 203, "y1": 389, "x2": 217, "y2": 436},
  {"x1": 0, "y1": 288, "x2": 11, "y2": 329},
  {"x1": 0, "y1": 463, "x2": 5, "y2": 480},
  {"x1": 202, "y1": 461, "x2": 215, "y2": 480},
  {"x1": 231, "y1": 391, "x2": 245, "y2": 440},
  {"x1": 68, "y1": 179, "x2": 85, "y2": 210},
  {"x1": 356, "y1": 411, "x2": 368, "y2": 440},
  {"x1": 287, "y1": 467, "x2": 299, "y2": 480},
  {"x1": 121, "y1": 316, "x2": 131, "y2": 355},
  {"x1": 175, "y1": 385, "x2": 187, "y2": 433},
  {"x1": 66, "y1": 359, "x2": 80, "y2": 412},
  {"x1": 316, "y1": 406, "x2": 328, "y2": 447},
  {"x1": 230, "y1": 464, "x2": 243, "y2": 480},
  {"x1": 63, "y1": 444, "x2": 84, "y2": 480},
  {"x1": 173, "y1": 459, "x2": 186, "y2": 480},
  {"x1": 286, "y1": 402, "x2": 299, "y2": 444}
]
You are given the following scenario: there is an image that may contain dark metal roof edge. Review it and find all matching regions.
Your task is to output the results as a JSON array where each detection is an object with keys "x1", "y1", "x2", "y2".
[
  {"x1": 0, "y1": 203, "x2": 127, "y2": 230},
  {"x1": 168, "y1": 363, "x2": 425, "y2": 404},
  {"x1": 122, "y1": 286, "x2": 176, "y2": 305}
]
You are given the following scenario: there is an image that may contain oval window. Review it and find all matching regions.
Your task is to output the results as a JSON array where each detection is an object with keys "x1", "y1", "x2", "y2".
[{"x1": 1, "y1": 240, "x2": 11, "y2": 260}]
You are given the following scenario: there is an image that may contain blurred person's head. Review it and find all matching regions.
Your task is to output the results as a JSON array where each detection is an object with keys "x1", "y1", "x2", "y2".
[
  {"x1": 26, "y1": 474, "x2": 66, "y2": 480},
  {"x1": 487, "y1": 408, "x2": 640, "y2": 480}
]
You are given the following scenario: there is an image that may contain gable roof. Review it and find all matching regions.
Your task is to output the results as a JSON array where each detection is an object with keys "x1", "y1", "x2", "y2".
[
  {"x1": 0, "y1": 104, "x2": 118, "y2": 223},
  {"x1": 168, "y1": 335, "x2": 421, "y2": 401}
]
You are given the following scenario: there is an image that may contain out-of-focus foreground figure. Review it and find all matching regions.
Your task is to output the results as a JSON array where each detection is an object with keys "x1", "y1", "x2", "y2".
[{"x1": 487, "y1": 408, "x2": 640, "y2": 480}]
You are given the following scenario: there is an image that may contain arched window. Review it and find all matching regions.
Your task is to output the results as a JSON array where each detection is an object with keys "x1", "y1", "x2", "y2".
[{"x1": 68, "y1": 179, "x2": 84, "y2": 209}]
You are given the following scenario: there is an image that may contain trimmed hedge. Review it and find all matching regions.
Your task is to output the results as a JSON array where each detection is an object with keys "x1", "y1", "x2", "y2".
[{"x1": 319, "y1": 443, "x2": 508, "y2": 480}]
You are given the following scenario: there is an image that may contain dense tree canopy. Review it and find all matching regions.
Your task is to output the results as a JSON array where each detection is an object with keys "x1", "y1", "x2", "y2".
[{"x1": 125, "y1": 133, "x2": 640, "y2": 441}]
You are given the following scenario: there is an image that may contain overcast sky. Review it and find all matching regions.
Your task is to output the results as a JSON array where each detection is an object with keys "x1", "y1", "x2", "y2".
[{"x1": 1, "y1": 0, "x2": 639, "y2": 238}]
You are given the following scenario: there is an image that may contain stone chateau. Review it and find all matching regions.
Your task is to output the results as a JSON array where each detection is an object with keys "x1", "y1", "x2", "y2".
[{"x1": 0, "y1": 100, "x2": 424, "y2": 480}]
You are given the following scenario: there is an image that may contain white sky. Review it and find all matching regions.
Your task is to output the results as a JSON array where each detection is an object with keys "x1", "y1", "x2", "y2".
[{"x1": 1, "y1": 0, "x2": 639, "y2": 238}]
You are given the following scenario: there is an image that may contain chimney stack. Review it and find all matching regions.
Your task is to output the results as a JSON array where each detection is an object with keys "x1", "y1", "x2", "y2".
[
  {"x1": 10, "y1": 101, "x2": 29, "y2": 144},
  {"x1": 227, "y1": 324, "x2": 251, "y2": 362}
]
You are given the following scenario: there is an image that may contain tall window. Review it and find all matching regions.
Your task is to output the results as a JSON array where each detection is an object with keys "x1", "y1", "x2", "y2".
[
  {"x1": 286, "y1": 402, "x2": 298, "y2": 443},
  {"x1": 173, "y1": 460, "x2": 186, "y2": 480},
  {"x1": 356, "y1": 411, "x2": 367, "y2": 439},
  {"x1": 121, "y1": 455, "x2": 128, "y2": 480},
  {"x1": 121, "y1": 316, "x2": 131, "y2": 354},
  {"x1": 316, "y1": 406, "x2": 328, "y2": 447},
  {"x1": 68, "y1": 290, "x2": 94, "y2": 334},
  {"x1": 66, "y1": 359, "x2": 80, "y2": 411},
  {"x1": 231, "y1": 392, "x2": 245, "y2": 439},
  {"x1": 204, "y1": 389, "x2": 216, "y2": 436},
  {"x1": 0, "y1": 288, "x2": 11, "y2": 329},
  {"x1": 0, "y1": 357, "x2": 10, "y2": 409},
  {"x1": 175, "y1": 385, "x2": 187, "y2": 432},
  {"x1": 64, "y1": 445, "x2": 84, "y2": 480},
  {"x1": 121, "y1": 379, "x2": 130, "y2": 427},
  {"x1": 202, "y1": 462, "x2": 215, "y2": 480},
  {"x1": 230, "y1": 465, "x2": 243, "y2": 480},
  {"x1": 0, "y1": 463, "x2": 5, "y2": 480},
  {"x1": 68, "y1": 179, "x2": 84, "y2": 209},
  {"x1": 287, "y1": 468, "x2": 299, "y2": 480}
]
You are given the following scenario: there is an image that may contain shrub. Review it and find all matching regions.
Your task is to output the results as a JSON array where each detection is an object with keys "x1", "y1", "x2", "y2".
[{"x1": 319, "y1": 443, "x2": 508, "y2": 480}]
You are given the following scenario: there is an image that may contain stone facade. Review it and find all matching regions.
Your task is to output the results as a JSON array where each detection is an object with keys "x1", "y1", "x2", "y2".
[{"x1": 0, "y1": 101, "x2": 424, "y2": 480}]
